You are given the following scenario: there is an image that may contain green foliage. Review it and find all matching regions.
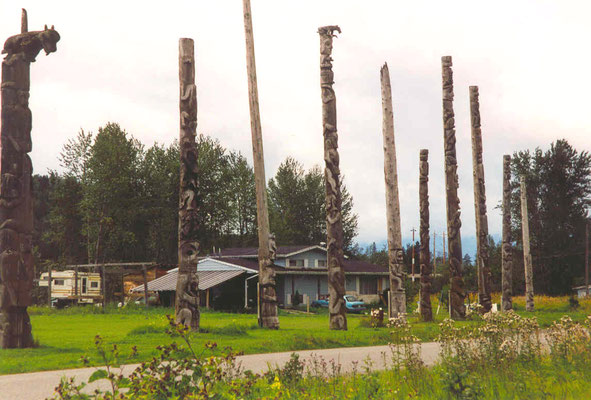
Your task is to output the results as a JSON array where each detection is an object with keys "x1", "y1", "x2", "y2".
[
  {"x1": 38, "y1": 125, "x2": 362, "y2": 273},
  {"x1": 268, "y1": 157, "x2": 358, "y2": 251},
  {"x1": 43, "y1": 174, "x2": 85, "y2": 264},
  {"x1": 50, "y1": 311, "x2": 591, "y2": 399},
  {"x1": 139, "y1": 141, "x2": 179, "y2": 263},
  {"x1": 511, "y1": 139, "x2": 591, "y2": 295}
]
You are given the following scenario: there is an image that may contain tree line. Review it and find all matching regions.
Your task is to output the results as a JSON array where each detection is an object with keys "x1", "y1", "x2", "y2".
[
  {"x1": 32, "y1": 123, "x2": 359, "y2": 268},
  {"x1": 358, "y1": 139, "x2": 591, "y2": 297},
  {"x1": 33, "y1": 124, "x2": 590, "y2": 296}
]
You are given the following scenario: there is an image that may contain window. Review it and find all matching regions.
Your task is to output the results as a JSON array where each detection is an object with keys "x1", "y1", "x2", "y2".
[
  {"x1": 90, "y1": 281, "x2": 99, "y2": 288},
  {"x1": 53, "y1": 279, "x2": 65, "y2": 286},
  {"x1": 360, "y1": 277, "x2": 378, "y2": 295},
  {"x1": 317, "y1": 259, "x2": 327, "y2": 267},
  {"x1": 289, "y1": 259, "x2": 304, "y2": 267}
]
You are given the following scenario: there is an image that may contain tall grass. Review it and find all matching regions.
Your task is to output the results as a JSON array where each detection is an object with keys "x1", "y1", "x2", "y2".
[{"x1": 52, "y1": 311, "x2": 591, "y2": 399}]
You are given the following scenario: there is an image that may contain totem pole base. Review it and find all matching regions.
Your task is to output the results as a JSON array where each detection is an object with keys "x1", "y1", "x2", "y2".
[
  {"x1": 389, "y1": 291, "x2": 406, "y2": 319},
  {"x1": 0, "y1": 307, "x2": 34, "y2": 349}
]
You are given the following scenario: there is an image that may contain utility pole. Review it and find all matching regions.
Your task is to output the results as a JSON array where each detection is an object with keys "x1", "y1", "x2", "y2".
[{"x1": 411, "y1": 228, "x2": 417, "y2": 282}]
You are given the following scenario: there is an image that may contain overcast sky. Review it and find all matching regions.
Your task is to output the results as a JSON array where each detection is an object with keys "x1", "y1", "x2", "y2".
[{"x1": 1, "y1": 1, "x2": 590, "y2": 254}]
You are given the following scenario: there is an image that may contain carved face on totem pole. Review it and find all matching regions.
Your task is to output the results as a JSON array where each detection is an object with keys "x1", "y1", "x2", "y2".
[
  {"x1": 2, "y1": 25, "x2": 60, "y2": 62},
  {"x1": 268, "y1": 233, "x2": 277, "y2": 262}
]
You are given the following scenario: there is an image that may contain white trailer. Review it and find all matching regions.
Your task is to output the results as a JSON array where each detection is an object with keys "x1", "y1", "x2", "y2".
[{"x1": 39, "y1": 270, "x2": 102, "y2": 306}]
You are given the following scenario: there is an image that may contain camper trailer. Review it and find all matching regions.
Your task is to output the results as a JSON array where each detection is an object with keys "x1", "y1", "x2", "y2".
[{"x1": 39, "y1": 270, "x2": 102, "y2": 307}]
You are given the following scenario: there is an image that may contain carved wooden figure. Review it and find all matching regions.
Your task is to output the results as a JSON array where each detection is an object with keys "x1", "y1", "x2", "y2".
[
  {"x1": 380, "y1": 63, "x2": 406, "y2": 318},
  {"x1": 175, "y1": 38, "x2": 200, "y2": 331},
  {"x1": 318, "y1": 25, "x2": 347, "y2": 330},
  {"x1": 501, "y1": 155, "x2": 513, "y2": 311},
  {"x1": 469, "y1": 86, "x2": 492, "y2": 313},
  {"x1": 0, "y1": 9, "x2": 60, "y2": 348},
  {"x1": 243, "y1": 0, "x2": 279, "y2": 329},
  {"x1": 419, "y1": 150, "x2": 433, "y2": 321},
  {"x1": 441, "y1": 56, "x2": 466, "y2": 319},
  {"x1": 520, "y1": 176, "x2": 534, "y2": 311}
]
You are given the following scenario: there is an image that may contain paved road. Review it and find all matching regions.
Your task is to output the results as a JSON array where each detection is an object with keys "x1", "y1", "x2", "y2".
[{"x1": 0, "y1": 342, "x2": 441, "y2": 400}]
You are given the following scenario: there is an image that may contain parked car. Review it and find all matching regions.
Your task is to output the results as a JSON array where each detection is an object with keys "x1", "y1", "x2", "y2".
[
  {"x1": 311, "y1": 295, "x2": 366, "y2": 313},
  {"x1": 344, "y1": 295, "x2": 366, "y2": 313}
]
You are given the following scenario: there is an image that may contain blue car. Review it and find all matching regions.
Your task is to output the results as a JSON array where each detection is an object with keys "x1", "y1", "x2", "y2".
[{"x1": 311, "y1": 295, "x2": 366, "y2": 313}]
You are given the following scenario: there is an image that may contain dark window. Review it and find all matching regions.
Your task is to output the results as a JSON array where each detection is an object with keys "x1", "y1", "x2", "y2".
[
  {"x1": 317, "y1": 259, "x2": 327, "y2": 267},
  {"x1": 289, "y1": 259, "x2": 304, "y2": 267},
  {"x1": 360, "y1": 277, "x2": 378, "y2": 295},
  {"x1": 90, "y1": 281, "x2": 99, "y2": 288},
  {"x1": 53, "y1": 279, "x2": 65, "y2": 286}
]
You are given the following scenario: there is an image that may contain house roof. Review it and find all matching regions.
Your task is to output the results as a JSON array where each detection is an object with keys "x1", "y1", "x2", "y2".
[
  {"x1": 343, "y1": 260, "x2": 389, "y2": 274},
  {"x1": 132, "y1": 269, "x2": 244, "y2": 292},
  {"x1": 215, "y1": 257, "x2": 259, "y2": 272},
  {"x1": 200, "y1": 256, "x2": 387, "y2": 274},
  {"x1": 212, "y1": 245, "x2": 328, "y2": 258},
  {"x1": 274, "y1": 259, "x2": 389, "y2": 275},
  {"x1": 167, "y1": 257, "x2": 260, "y2": 274}
]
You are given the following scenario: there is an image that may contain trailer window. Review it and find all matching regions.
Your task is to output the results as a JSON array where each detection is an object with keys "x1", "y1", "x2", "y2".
[
  {"x1": 53, "y1": 279, "x2": 65, "y2": 285},
  {"x1": 90, "y1": 281, "x2": 99, "y2": 288}
]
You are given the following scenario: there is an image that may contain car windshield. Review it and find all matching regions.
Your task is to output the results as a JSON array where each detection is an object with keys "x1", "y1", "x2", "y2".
[{"x1": 345, "y1": 295, "x2": 358, "y2": 302}]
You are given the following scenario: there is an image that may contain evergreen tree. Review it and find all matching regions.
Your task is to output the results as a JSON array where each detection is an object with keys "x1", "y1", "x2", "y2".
[
  {"x1": 268, "y1": 157, "x2": 359, "y2": 251},
  {"x1": 511, "y1": 139, "x2": 591, "y2": 295}
]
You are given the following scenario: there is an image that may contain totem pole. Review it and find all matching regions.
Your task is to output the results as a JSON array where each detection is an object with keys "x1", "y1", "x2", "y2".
[
  {"x1": 243, "y1": 0, "x2": 279, "y2": 329},
  {"x1": 520, "y1": 176, "x2": 534, "y2": 311},
  {"x1": 0, "y1": 10, "x2": 60, "y2": 349},
  {"x1": 441, "y1": 56, "x2": 466, "y2": 319},
  {"x1": 380, "y1": 63, "x2": 406, "y2": 318},
  {"x1": 175, "y1": 38, "x2": 200, "y2": 331},
  {"x1": 501, "y1": 155, "x2": 513, "y2": 311},
  {"x1": 469, "y1": 86, "x2": 492, "y2": 313},
  {"x1": 419, "y1": 150, "x2": 433, "y2": 322},
  {"x1": 319, "y1": 25, "x2": 347, "y2": 330}
]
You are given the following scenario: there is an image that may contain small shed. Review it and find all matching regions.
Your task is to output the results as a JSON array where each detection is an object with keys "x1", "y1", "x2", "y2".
[
  {"x1": 573, "y1": 285, "x2": 591, "y2": 298},
  {"x1": 131, "y1": 257, "x2": 258, "y2": 309}
]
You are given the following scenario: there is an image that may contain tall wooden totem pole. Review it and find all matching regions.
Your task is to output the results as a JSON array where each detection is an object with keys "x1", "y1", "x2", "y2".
[
  {"x1": 419, "y1": 150, "x2": 433, "y2": 321},
  {"x1": 319, "y1": 25, "x2": 347, "y2": 330},
  {"x1": 243, "y1": 0, "x2": 279, "y2": 329},
  {"x1": 380, "y1": 63, "x2": 406, "y2": 318},
  {"x1": 520, "y1": 176, "x2": 534, "y2": 311},
  {"x1": 0, "y1": 10, "x2": 60, "y2": 348},
  {"x1": 469, "y1": 86, "x2": 492, "y2": 313},
  {"x1": 441, "y1": 56, "x2": 466, "y2": 319},
  {"x1": 501, "y1": 155, "x2": 513, "y2": 311},
  {"x1": 175, "y1": 38, "x2": 200, "y2": 331}
]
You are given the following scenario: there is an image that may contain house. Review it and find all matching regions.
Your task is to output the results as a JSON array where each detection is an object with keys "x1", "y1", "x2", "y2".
[
  {"x1": 39, "y1": 270, "x2": 102, "y2": 306},
  {"x1": 215, "y1": 245, "x2": 390, "y2": 305},
  {"x1": 573, "y1": 285, "x2": 591, "y2": 298},
  {"x1": 134, "y1": 245, "x2": 389, "y2": 309}
]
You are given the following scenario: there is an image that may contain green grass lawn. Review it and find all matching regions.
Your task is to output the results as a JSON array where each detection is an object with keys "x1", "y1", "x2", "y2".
[
  {"x1": 0, "y1": 299, "x2": 588, "y2": 375},
  {"x1": 0, "y1": 306, "x2": 465, "y2": 375}
]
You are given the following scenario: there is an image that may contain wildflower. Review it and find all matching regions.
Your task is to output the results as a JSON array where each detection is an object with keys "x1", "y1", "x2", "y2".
[{"x1": 271, "y1": 375, "x2": 282, "y2": 390}]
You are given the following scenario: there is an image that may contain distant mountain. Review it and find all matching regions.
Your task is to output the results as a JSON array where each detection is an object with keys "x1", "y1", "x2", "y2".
[{"x1": 358, "y1": 234, "x2": 501, "y2": 261}]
